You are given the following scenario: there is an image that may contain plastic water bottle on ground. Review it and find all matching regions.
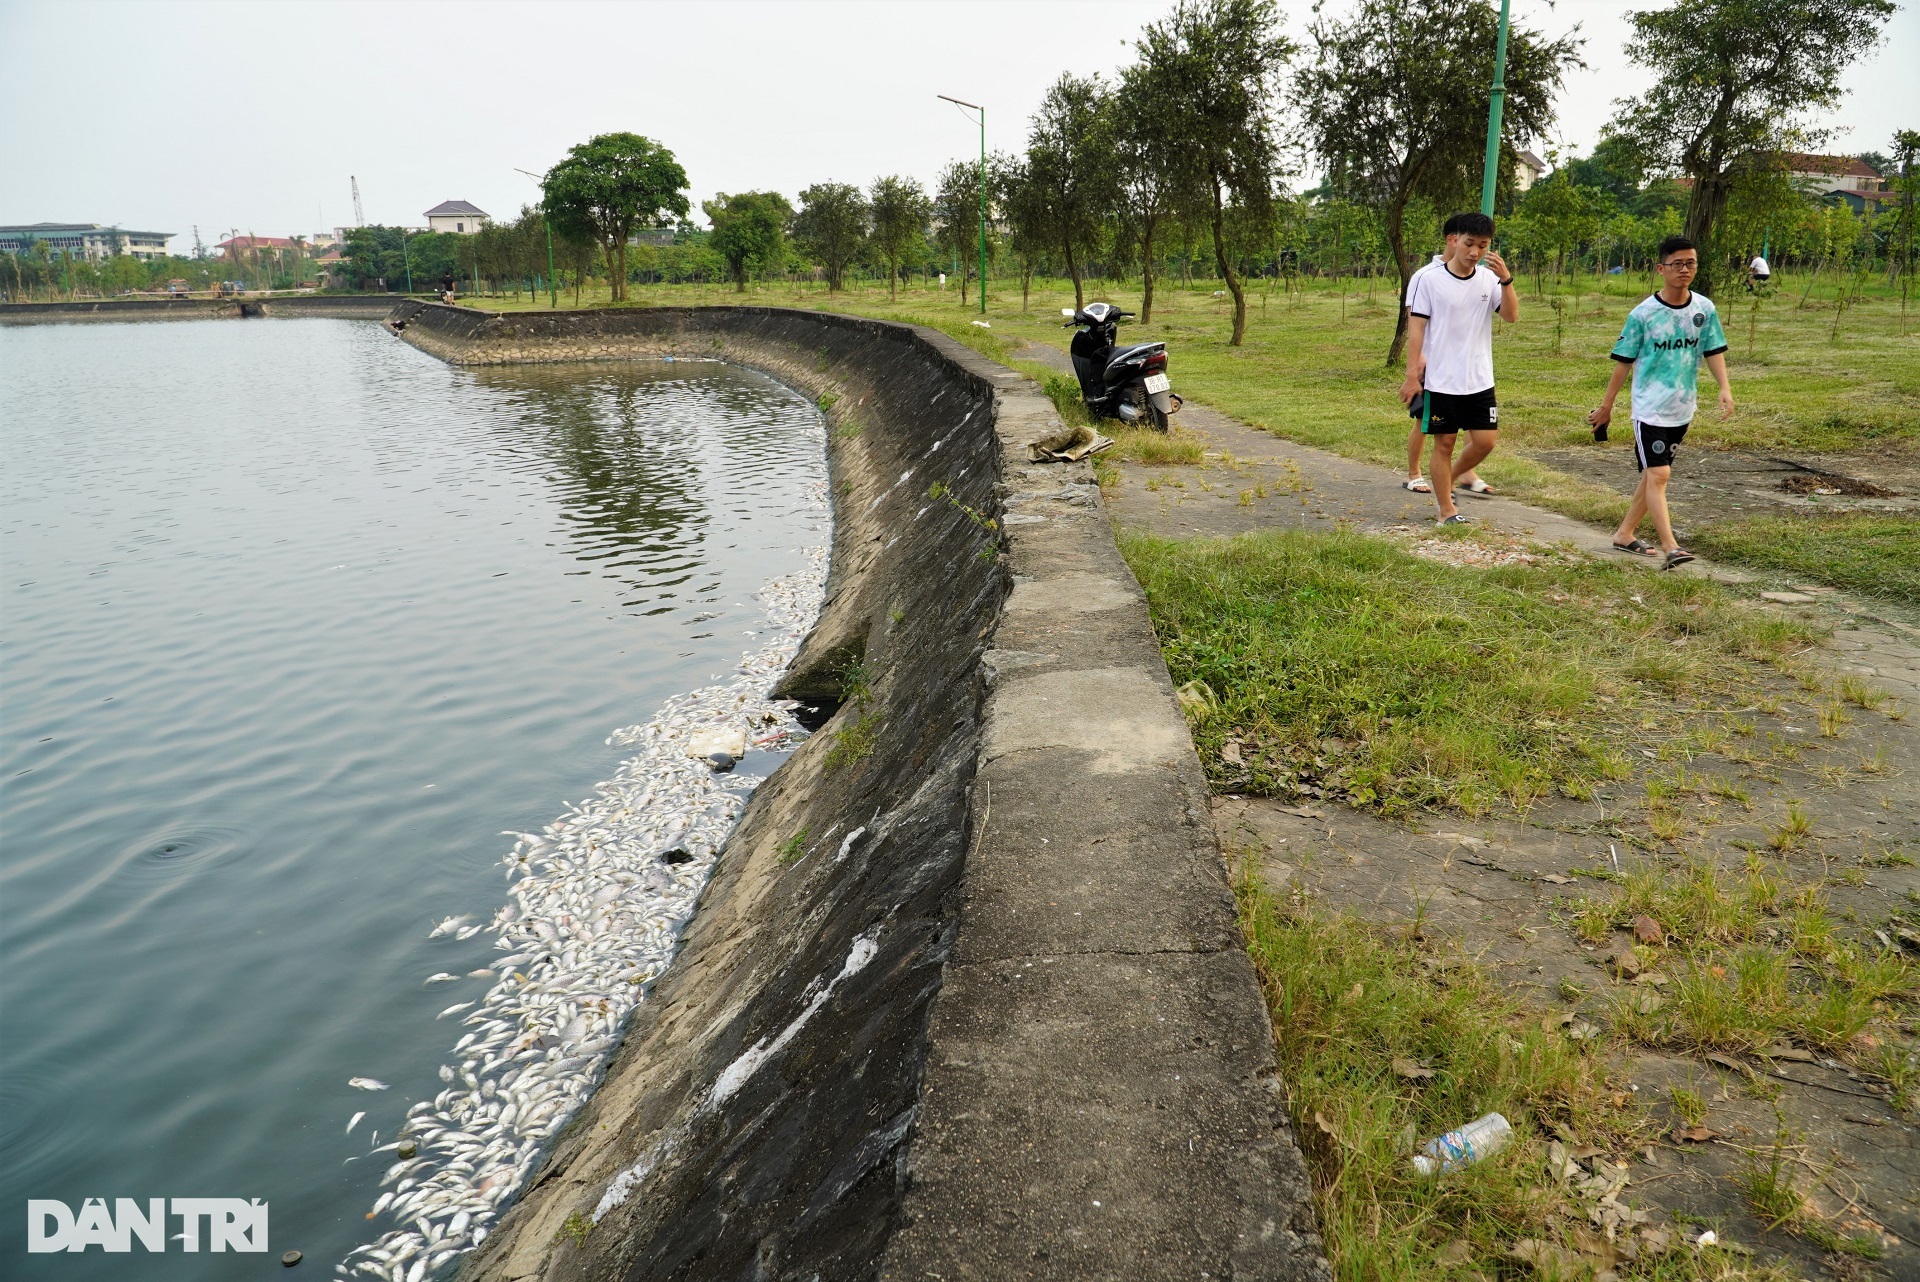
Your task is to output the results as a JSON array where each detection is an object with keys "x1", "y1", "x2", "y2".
[{"x1": 1409, "y1": 1112, "x2": 1512, "y2": 1176}]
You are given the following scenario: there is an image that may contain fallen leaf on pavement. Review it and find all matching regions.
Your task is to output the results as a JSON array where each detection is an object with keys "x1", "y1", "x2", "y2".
[
  {"x1": 1392, "y1": 1057, "x2": 1435, "y2": 1080},
  {"x1": 1673, "y1": 1125, "x2": 1717, "y2": 1143}
]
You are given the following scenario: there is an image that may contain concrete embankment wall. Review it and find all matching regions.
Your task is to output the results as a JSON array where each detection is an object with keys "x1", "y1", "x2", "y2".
[
  {"x1": 0, "y1": 294, "x2": 417, "y2": 323},
  {"x1": 391, "y1": 302, "x2": 1330, "y2": 1282}
]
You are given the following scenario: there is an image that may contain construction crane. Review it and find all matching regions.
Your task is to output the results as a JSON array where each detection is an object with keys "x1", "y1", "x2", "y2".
[{"x1": 351, "y1": 176, "x2": 364, "y2": 228}]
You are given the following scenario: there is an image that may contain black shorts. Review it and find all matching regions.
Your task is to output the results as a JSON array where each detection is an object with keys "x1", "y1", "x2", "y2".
[
  {"x1": 1633, "y1": 421, "x2": 1689, "y2": 471},
  {"x1": 1421, "y1": 388, "x2": 1498, "y2": 435}
]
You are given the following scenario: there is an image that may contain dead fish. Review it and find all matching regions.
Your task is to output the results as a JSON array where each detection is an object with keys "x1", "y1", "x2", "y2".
[
  {"x1": 428, "y1": 916, "x2": 473, "y2": 939},
  {"x1": 347, "y1": 1111, "x2": 367, "y2": 1135},
  {"x1": 424, "y1": 973, "x2": 460, "y2": 986},
  {"x1": 437, "y1": 1002, "x2": 476, "y2": 1019},
  {"x1": 349, "y1": 1077, "x2": 391, "y2": 1091}
]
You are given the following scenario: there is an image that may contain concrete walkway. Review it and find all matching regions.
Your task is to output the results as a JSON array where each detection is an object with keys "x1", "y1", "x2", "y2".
[{"x1": 879, "y1": 345, "x2": 1332, "y2": 1282}]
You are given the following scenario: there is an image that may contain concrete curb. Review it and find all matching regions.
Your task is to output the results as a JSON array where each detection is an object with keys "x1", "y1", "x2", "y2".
[{"x1": 878, "y1": 334, "x2": 1330, "y2": 1282}]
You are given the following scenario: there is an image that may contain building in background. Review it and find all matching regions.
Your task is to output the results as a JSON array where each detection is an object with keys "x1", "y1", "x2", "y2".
[
  {"x1": 1512, "y1": 150, "x2": 1548, "y2": 194},
  {"x1": 424, "y1": 201, "x2": 489, "y2": 234},
  {"x1": 1781, "y1": 154, "x2": 1892, "y2": 213},
  {"x1": 216, "y1": 234, "x2": 306, "y2": 259},
  {"x1": 0, "y1": 223, "x2": 174, "y2": 261}
]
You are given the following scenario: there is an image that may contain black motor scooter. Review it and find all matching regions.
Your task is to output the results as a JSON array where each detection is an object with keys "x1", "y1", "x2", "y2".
[{"x1": 1062, "y1": 302, "x2": 1181, "y2": 430}]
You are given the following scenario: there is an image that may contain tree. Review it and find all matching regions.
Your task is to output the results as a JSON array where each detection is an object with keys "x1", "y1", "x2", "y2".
[
  {"x1": 1560, "y1": 136, "x2": 1645, "y2": 205},
  {"x1": 934, "y1": 159, "x2": 987, "y2": 305},
  {"x1": 993, "y1": 153, "x2": 1052, "y2": 311},
  {"x1": 1606, "y1": 0, "x2": 1895, "y2": 296},
  {"x1": 541, "y1": 132, "x2": 689, "y2": 302},
  {"x1": 868, "y1": 175, "x2": 929, "y2": 300},
  {"x1": 1114, "y1": 61, "x2": 1191, "y2": 322},
  {"x1": 1298, "y1": 0, "x2": 1581, "y2": 362},
  {"x1": 794, "y1": 183, "x2": 869, "y2": 292},
  {"x1": 703, "y1": 191, "x2": 793, "y2": 292},
  {"x1": 1024, "y1": 73, "x2": 1118, "y2": 310},
  {"x1": 1889, "y1": 130, "x2": 1919, "y2": 327},
  {"x1": 1134, "y1": 0, "x2": 1295, "y2": 346}
]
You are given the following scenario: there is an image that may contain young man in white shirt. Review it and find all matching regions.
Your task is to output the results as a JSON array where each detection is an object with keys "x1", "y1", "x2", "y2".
[
  {"x1": 1405, "y1": 255, "x2": 1492, "y2": 499},
  {"x1": 1398, "y1": 212, "x2": 1519, "y2": 524}
]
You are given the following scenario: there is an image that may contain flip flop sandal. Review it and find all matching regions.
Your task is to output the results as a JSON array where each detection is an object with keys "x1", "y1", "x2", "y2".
[
  {"x1": 1436, "y1": 513, "x2": 1473, "y2": 526},
  {"x1": 1663, "y1": 549, "x2": 1696, "y2": 570},
  {"x1": 1401, "y1": 478, "x2": 1433, "y2": 493},
  {"x1": 1612, "y1": 539, "x2": 1655, "y2": 555},
  {"x1": 1457, "y1": 479, "x2": 1495, "y2": 498}
]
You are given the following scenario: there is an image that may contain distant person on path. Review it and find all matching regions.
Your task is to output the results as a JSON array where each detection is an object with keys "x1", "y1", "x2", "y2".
[
  {"x1": 1587, "y1": 235, "x2": 1733, "y2": 571},
  {"x1": 1746, "y1": 253, "x2": 1770, "y2": 293},
  {"x1": 1398, "y1": 212, "x2": 1518, "y2": 524}
]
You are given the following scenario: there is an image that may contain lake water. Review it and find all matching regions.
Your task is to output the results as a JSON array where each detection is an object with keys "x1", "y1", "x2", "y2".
[{"x1": 0, "y1": 318, "x2": 827, "y2": 1277}]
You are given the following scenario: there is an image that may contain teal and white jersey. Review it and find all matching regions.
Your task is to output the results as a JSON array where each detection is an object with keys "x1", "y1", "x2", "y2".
[{"x1": 1610, "y1": 291, "x2": 1728, "y2": 427}]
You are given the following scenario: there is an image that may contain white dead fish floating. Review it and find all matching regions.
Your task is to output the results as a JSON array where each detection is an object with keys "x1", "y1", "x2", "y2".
[
  {"x1": 339, "y1": 472, "x2": 833, "y2": 1281},
  {"x1": 347, "y1": 1112, "x2": 367, "y2": 1135},
  {"x1": 348, "y1": 1078, "x2": 390, "y2": 1092},
  {"x1": 427, "y1": 917, "x2": 472, "y2": 940}
]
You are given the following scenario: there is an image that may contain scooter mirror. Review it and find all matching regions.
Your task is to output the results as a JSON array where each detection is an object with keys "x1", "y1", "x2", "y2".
[{"x1": 1061, "y1": 308, "x2": 1076, "y2": 317}]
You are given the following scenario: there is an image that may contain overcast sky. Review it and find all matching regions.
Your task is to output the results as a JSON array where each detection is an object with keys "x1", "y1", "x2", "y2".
[{"x1": 1, "y1": 0, "x2": 1913, "y2": 246}]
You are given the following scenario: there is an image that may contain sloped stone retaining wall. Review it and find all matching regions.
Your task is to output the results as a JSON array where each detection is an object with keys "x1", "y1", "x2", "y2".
[{"x1": 387, "y1": 302, "x2": 1328, "y2": 1282}]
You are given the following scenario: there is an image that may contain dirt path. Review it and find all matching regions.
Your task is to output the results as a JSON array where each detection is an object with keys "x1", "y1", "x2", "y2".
[{"x1": 1026, "y1": 340, "x2": 1920, "y2": 1277}]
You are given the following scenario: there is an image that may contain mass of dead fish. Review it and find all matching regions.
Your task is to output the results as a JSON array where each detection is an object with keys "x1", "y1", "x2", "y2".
[{"x1": 336, "y1": 483, "x2": 828, "y2": 1281}]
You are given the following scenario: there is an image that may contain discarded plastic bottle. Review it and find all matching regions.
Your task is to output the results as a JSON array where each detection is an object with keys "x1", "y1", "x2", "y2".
[{"x1": 1409, "y1": 1112, "x2": 1512, "y2": 1176}]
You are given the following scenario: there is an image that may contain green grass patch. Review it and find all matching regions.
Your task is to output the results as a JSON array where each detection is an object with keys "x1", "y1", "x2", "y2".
[
  {"x1": 1690, "y1": 512, "x2": 1920, "y2": 608},
  {"x1": 1120, "y1": 526, "x2": 1813, "y2": 815},
  {"x1": 1235, "y1": 869, "x2": 1791, "y2": 1281},
  {"x1": 1579, "y1": 857, "x2": 1918, "y2": 1062}
]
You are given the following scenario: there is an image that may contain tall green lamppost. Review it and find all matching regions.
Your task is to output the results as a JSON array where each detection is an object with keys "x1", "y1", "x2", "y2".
[
  {"x1": 402, "y1": 226, "x2": 414, "y2": 294},
  {"x1": 938, "y1": 94, "x2": 987, "y2": 314},
  {"x1": 1478, "y1": 0, "x2": 1513, "y2": 217},
  {"x1": 515, "y1": 167, "x2": 559, "y2": 308}
]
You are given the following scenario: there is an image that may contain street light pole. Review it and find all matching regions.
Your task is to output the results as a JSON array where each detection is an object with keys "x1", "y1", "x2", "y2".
[
  {"x1": 402, "y1": 227, "x2": 413, "y2": 294},
  {"x1": 1479, "y1": 0, "x2": 1512, "y2": 217},
  {"x1": 938, "y1": 94, "x2": 988, "y2": 315}
]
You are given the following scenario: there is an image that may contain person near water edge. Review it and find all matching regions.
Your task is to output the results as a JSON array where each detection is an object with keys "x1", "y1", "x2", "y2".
[
  {"x1": 1587, "y1": 234, "x2": 1734, "y2": 572},
  {"x1": 1397, "y1": 211, "x2": 1519, "y2": 525}
]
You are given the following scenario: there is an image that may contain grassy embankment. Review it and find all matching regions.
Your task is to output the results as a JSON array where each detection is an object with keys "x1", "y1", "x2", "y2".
[{"x1": 480, "y1": 272, "x2": 1918, "y2": 604}]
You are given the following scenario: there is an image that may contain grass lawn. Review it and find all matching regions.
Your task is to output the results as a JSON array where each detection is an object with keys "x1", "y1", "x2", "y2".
[
  {"x1": 1690, "y1": 511, "x2": 1920, "y2": 607},
  {"x1": 1122, "y1": 525, "x2": 1816, "y2": 816}
]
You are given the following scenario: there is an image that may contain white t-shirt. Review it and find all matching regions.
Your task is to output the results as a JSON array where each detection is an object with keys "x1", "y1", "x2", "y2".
[
  {"x1": 1749, "y1": 256, "x2": 1770, "y2": 275},
  {"x1": 1405, "y1": 259, "x2": 1503, "y2": 395}
]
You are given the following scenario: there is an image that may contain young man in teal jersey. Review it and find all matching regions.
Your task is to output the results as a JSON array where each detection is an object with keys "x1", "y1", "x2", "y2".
[{"x1": 1588, "y1": 235, "x2": 1733, "y2": 570}]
